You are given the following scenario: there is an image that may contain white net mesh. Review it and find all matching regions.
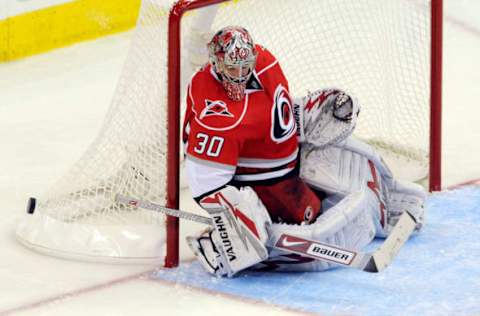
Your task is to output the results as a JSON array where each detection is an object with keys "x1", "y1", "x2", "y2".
[
  {"x1": 183, "y1": 0, "x2": 431, "y2": 181},
  {"x1": 16, "y1": 0, "x2": 433, "y2": 264},
  {"x1": 16, "y1": 0, "x2": 175, "y2": 264}
]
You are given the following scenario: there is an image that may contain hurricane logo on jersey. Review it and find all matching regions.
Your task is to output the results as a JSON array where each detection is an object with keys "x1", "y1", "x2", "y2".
[
  {"x1": 200, "y1": 99, "x2": 234, "y2": 119},
  {"x1": 271, "y1": 85, "x2": 296, "y2": 143}
]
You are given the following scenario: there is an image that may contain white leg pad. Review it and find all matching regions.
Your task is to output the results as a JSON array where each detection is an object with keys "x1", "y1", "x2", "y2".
[
  {"x1": 386, "y1": 179, "x2": 426, "y2": 235},
  {"x1": 257, "y1": 190, "x2": 379, "y2": 272},
  {"x1": 300, "y1": 138, "x2": 393, "y2": 196},
  {"x1": 300, "y1": 137, "x2": 427, "y2": 238}
]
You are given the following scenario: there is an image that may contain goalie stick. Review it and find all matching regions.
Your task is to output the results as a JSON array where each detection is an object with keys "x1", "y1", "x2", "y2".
[{"x1": 115, "y1": 194, "x2": 417, "y2": 273}]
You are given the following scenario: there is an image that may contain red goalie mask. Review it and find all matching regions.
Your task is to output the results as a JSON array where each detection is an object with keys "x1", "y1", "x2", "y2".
[{"x1": 208, "y1": 26, "x2": 258, "y2": 101}]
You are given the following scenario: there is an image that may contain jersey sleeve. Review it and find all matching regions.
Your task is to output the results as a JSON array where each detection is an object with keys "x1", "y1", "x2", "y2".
[
  {"x1": 184, "y1": 70, "x2": 245, "y2": 167},
  {"x1": 183, "y1": 73, "x2": 242, "y2": 196},
  {"x1": 184, "y1": 114, "x2": 239, "y2": 197},
  {"x1": 185, "y1": 156, "x2": 235, "y2": 198}
]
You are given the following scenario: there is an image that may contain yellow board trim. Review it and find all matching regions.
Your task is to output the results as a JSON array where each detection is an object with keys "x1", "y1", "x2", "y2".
[{"x1": 0, "y1": 0, "x2": 141, "y2": 62}]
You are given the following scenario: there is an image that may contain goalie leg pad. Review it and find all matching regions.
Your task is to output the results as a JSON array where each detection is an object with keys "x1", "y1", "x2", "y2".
[
  {"x1": 191, "y1": 186, "x2": 271, "y2": 277},
  {"x1": 385, "y1": 180, "x2": 426, "y2": 235},
  {"x1": 299, "y1": 137, "x2": 427, "y2": 237},
  {"x1": 258, "y1": 190, "x2": 378, "y2": 272},
  {"x1": 300, "y1": 137, "x2": 393, "y2": 196}
]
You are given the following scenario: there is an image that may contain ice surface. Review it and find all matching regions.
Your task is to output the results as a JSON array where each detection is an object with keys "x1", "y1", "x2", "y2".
[{"x1": 153, "y1": 186, "x2": 480, "y2": 316}]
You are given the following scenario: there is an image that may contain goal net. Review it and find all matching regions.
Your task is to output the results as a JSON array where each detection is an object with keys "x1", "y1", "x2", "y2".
[{"x1": 16, "y1": 0, "x2": 441, "y2": 266}]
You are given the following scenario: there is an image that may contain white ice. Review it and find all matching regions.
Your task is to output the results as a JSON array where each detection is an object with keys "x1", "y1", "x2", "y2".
[{"x1": 1, "y1": 0, "x2": 480, "y2": 315}]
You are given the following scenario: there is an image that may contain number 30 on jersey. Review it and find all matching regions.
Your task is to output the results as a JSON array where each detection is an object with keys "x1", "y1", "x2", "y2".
[{"x1": 193, "y1": 133, "x2": 225, "y2": 157}]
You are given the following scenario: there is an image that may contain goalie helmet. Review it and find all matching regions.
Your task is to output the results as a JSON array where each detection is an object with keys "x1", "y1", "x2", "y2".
[{"x1": 208, "y1": 26, "x2": 258, "y2": 101}]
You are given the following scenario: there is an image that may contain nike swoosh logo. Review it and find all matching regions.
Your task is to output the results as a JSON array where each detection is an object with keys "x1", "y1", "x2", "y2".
[{"x1": 281, "y1": 237, "x2": 307, "y2": 247}]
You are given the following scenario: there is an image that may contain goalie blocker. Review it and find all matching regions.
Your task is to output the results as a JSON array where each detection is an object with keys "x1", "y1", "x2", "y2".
[{"x1": 187, "y1": 186, "x2": 271, "y2": 277}]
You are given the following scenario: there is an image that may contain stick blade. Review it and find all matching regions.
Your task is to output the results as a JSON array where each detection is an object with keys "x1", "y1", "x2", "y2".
[{"x1": 364, "y1": 211, "x2": 417, "y2": 272}]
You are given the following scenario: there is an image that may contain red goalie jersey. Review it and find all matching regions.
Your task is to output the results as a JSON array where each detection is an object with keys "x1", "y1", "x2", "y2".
[{"x1": 183, "y1": 45, "x2": 321, "y2": 224}]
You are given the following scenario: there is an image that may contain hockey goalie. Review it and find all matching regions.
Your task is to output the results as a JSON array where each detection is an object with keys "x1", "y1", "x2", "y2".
[{"x1": 182, "y1": 26, "x2": 426, "y2": 277}]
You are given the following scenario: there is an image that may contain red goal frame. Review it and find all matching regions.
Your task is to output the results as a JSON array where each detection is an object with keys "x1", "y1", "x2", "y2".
[{"x1": 165, "y1": 0, "x2": 443, "y2": 267}]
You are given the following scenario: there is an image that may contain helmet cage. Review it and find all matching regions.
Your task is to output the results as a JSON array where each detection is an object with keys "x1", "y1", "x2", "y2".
[{"x1": 219, "y1": 52, "x2": 257, "y2": 84}]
